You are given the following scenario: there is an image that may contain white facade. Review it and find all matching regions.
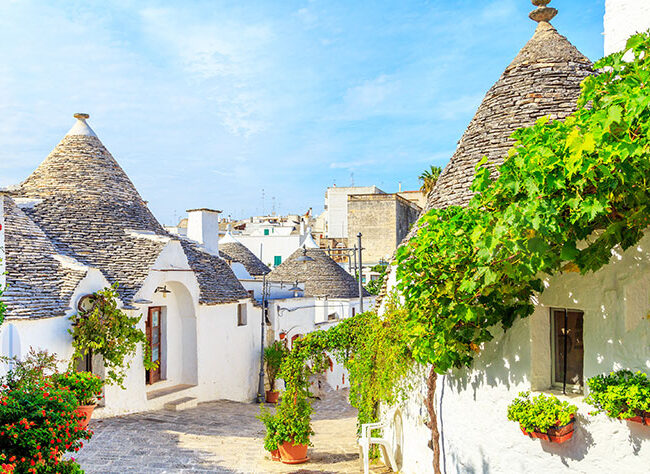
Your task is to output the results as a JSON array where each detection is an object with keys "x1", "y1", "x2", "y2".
[
  {"x1": 380, "y1": 233, "x2": 650, "y2": 473},
  {"x1": 236, "y1": 233, "x2": 306, "y2": 268},
  {"x1": 0, "y1": 237, "x2": 262, "y2": 417},
  {"x1": 604, "y1": 0, "x2": 650, "y2": 55},
  {"x1": 325, "y1": 186, "x2": 384, "y2": 238}
]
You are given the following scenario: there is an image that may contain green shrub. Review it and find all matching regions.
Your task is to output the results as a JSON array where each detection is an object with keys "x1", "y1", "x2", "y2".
[
  {"x1": 0, "y1": 349, "x2": 60, "y2": 391},
  {"x1": 585, "y1": 370, "x2": 650, "y2": 419},
  {"x1": 53, "y1": 372, "x2": 104, "y2": 406},
  {"x1": 258, "y1": 408, "x2": 281, "y2": 452},
  {"x1": 507, "y1": 392, "x2": 577, "y2": 433},
  {"x1": 264, "y1": 341, "x2": 287, "y2": 392}
]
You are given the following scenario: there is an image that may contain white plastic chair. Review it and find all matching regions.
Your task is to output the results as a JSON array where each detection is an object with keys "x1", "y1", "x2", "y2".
[{"x1": 358, "y1": 421, "x2": 397, "y2": 474}]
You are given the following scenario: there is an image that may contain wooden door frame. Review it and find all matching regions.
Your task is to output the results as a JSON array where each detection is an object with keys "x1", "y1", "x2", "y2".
[{"x1": 146, "y1": 306, "x2": 163, "y2": 385}]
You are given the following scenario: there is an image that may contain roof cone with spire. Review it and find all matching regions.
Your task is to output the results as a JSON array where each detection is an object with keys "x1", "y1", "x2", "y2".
[
  {"x1": 268, "y1": 246, "x2": 370, "y2": 298},
  {"x1": 425, "y1": 0, "x2": 592, "y2": 210},
  {"x1": 13, "y1": 114, "x2": 248, "y2": 305},
  {"x1": 219, "y1": 227, "x2": 270, "y2": 277}
]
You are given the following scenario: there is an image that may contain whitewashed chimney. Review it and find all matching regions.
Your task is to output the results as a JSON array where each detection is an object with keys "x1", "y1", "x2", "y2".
[{"x1": 186, "y1": 208, "x2": 221, "y2": 256}]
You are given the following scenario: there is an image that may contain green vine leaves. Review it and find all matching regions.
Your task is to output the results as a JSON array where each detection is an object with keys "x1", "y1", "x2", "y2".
[
  {"x1": 397, "y1": 32, "x2": 650, "y2": 374},
  {"x1": 270, "y1": 301, "x2": 413, "y2": 445},
  {"x1": 68, "y1": 284, "x2": 157, "y2": 388}
]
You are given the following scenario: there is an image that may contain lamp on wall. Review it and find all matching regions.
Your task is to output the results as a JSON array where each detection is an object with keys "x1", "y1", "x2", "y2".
[
  {"x1": 154, "y1": 285, "x2": 171, "y2": 298},
  {"x1": 288, "y1": 281, "x2": 302, "y2": 297}
]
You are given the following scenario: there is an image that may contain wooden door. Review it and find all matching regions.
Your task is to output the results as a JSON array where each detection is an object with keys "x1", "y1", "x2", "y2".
[{"x1": 146, "y1": 307, "x2": 162, "y2": 384}]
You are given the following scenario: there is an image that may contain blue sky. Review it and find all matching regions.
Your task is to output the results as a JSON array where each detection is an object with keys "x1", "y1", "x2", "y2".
[{"x1": 0, "y1": 0, "x2": 605, "y2": 225}]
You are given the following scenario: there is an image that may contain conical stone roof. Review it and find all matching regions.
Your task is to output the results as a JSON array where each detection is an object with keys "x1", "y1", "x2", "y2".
[
  {"x1": 267, "y1": 247, "x2": 369, "y2": 298},
  {"x1": 426, "y1": 21, "x2": 592, "y2": 210},
  {"x1": 11, "y1": 114, "x2": 247, "y2": 308},
  {"x1": 219, "y1": 232, "x2": 270, "y2": 277}
]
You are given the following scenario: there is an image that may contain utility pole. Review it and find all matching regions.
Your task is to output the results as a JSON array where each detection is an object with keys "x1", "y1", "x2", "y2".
[
  {"x1": 257, "y1": 275, "x2": 269, "y2": 403},
  {"x1": 357, "y1": 232, "x2": 363, "y2": 313}
]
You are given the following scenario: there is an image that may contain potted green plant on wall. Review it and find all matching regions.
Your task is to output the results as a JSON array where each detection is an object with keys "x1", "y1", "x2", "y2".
[
  {"x1": 264, "y1": 341, "x2": 287, "y2": 403},
  {"x1": 53, "y1": 371, "x2": 105, "y2": 429},
  {"x1": 507, "y1": 392, "x2": 578, "y2": 443},
  {"x1": 69, "y1": 284, "x2": 157, "y2": 389},
  {"x1": 585, "y1": 370, "x2": 650, "y2": 425}
]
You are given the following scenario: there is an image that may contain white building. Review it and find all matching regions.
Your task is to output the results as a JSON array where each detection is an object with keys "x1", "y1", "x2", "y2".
[
  {"x1": 324, "y1": 185, "x2": 384, "y2": 239},
  {"x1": 0, "y1": 114, "x2": 262, "y2": 417},
  {"x1": 265, "y1": 243, "x2": 374, "y2": 392},
  {"x1": 377, "y1": 2, "x2": 648, "y2": 473}
]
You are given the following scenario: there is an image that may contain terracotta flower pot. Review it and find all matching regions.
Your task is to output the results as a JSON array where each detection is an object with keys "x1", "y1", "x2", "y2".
[
  {"x1": 265, "y1": 390, "x2": 280, "y2": 404},
  {"x1": 75, "y1": 404, "x2": 97, "y2": 430},
  {"x1": 519, "y1": 415, "x2": 575, "y2": 444},
  {"x1": 270, "y1": 449, "x2": 281, "y2": 461},
  {"x1": 279, "y1": 440, "x2": 309, "y2": 464}
]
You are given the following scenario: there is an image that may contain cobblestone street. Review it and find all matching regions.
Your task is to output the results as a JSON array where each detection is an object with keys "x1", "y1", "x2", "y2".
[{"x1": 73, "y1": 389, "x2": 391, "y2": 473}]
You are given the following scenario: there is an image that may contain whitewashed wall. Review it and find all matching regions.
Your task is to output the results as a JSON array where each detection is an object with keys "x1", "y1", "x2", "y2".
[
  {"x1": 236, "y1": 234, "x2": 302, "y2": 268},
  {"x1": 605, "y1": 0, "x2": 650, "y2": 55},
  {"x1": 381, "y1": 234, "x2": 650, "y2": 473}
]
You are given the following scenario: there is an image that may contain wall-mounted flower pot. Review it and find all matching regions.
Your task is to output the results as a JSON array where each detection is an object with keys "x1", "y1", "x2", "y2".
[
  {"x1": 520, "y1": 415, "x2": 575, "y2": 444},
  {"x1": 266, "y1": 390, "x2": 280, "y2": 404},
  {"x1": 279, "y1": 440, "x2": 309, "y2": 464},
  {"x1": 75, "y1": 404, "x2": 97, "y2": 430}
]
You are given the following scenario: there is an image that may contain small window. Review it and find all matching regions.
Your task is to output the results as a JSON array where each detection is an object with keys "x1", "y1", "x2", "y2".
[
  {"x1": 327, "y1": 312, "x2": 338, "y2": 321},
  {"x1": 264, "y1": 229, "x2": 270, "y2": 236},
  {"x1": 237, "y1": 303, "x2": 247, "y2": 326},
  {"x1": 274, "y1": 255, "x2": 282, "y2": 266},
  {"x1": 551, "y1": 308, "x2": 584, "y2": 392}
]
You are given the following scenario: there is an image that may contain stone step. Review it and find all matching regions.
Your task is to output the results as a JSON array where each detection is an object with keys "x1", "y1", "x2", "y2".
[{"x1": 163, "y1": 396, "x2": 198, "y2": 411}]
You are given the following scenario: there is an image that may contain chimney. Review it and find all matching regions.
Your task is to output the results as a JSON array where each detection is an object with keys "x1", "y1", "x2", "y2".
[
  {"x1": 186, "y1": 208, "x2": 221, "y2": 256},
  {"x1": 398, "y1": 181, "x2": 402, "y2": 192},
  {"x1": 300, "y1": 219, "x2": 306, "y2": 235}
]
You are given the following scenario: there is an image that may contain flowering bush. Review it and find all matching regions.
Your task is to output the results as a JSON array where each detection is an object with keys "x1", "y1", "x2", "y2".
[
  {"x1": 0, "y1": 349, "x2": 59, "y2": 391},
  {"x1": 52, "y1": 373, "x2": 103, "y2": 407},
  {"x1": 0, "y1": 381, "x2": 91, "y2": 474}
]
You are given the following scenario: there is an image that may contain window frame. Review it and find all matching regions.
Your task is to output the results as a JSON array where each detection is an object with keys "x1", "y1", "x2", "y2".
[
  {"x1": 549, "y1": 307, "x2": 584, "y2": 394},
  {"x1": 237, "y1": 303, "x2": 248, "y2": 326}
]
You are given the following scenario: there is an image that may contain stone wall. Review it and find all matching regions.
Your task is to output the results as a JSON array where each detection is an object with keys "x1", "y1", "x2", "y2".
[
  {"x1": 605, "y1": 0, "x2": 650, "y2": 55},
  {"x1": 348, "y1": 194, "x2": 421, "y2": 266}
]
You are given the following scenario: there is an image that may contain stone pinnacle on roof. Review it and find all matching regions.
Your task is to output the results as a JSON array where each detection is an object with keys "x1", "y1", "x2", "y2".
[
  {"x1": 530, "y1": 0, "x2": 557, "y2": 23},
  {"x1": 67, "y1": 113, "x2": 97, "y2": 137}
]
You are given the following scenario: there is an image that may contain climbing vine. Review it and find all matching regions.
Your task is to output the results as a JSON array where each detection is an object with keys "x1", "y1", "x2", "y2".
[
  {"x1": 397, "y1": 31, "x2": 650, "y2": 373},
  {"x1": 270, "y1": 33, "x2": 650, "y2": 473},
  {"x1": 266, "y1": 298, "x2": 413, "y2": 448},
  {"x1": 69, "y1": 284, "x2": 156, "y2": 388}
]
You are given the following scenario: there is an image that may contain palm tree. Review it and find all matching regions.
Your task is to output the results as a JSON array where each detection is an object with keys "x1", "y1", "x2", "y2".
[{"x1": 419, "y1": 165, "x2": 442, "y2": 195}]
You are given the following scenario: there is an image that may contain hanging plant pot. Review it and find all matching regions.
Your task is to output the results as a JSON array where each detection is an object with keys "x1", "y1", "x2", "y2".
[
  {"x1": 520, "y1": 415, "x2": 575, "y2": 444},
  {"x1": 265, "y1": 390, "x2": 280, "y2": 404},
  {"x1": 279, "y1": 440, "x2": 309, "y2": 464},
  {"x1": 75, "y1": 404, "x2": 97, "y2": 430}
]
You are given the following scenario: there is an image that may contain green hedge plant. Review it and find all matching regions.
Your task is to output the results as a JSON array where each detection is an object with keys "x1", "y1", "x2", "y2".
[
  {"x1": 264, "y1": 341, "x2": 288, "y2": 392},
  {"x1": 585, "y1": 370, "x2": 650, "y2": 420},
  {"x1": 507, "y1": 392, "x2": 577, "y2": 434}
]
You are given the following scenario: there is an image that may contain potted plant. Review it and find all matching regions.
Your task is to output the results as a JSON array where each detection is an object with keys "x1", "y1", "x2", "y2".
[
  {"x1": 585, "y1": 370, "x2": 650, "y2": 425},
  {"x1": 275, "y1": 390, "x2": 314, "y2": 464},
  {"x1": 264, "y1": 341, "x2": 287, "y2": 404},
  {"x1": 507, "y1": 392, "x2": 578, "y2": 443},
  {"x1": 53, "y1": 371, "x2": 105, "y2": 429},
  {"x1": 258, "y1": 408, "x2": 281, "y2": 461}
]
